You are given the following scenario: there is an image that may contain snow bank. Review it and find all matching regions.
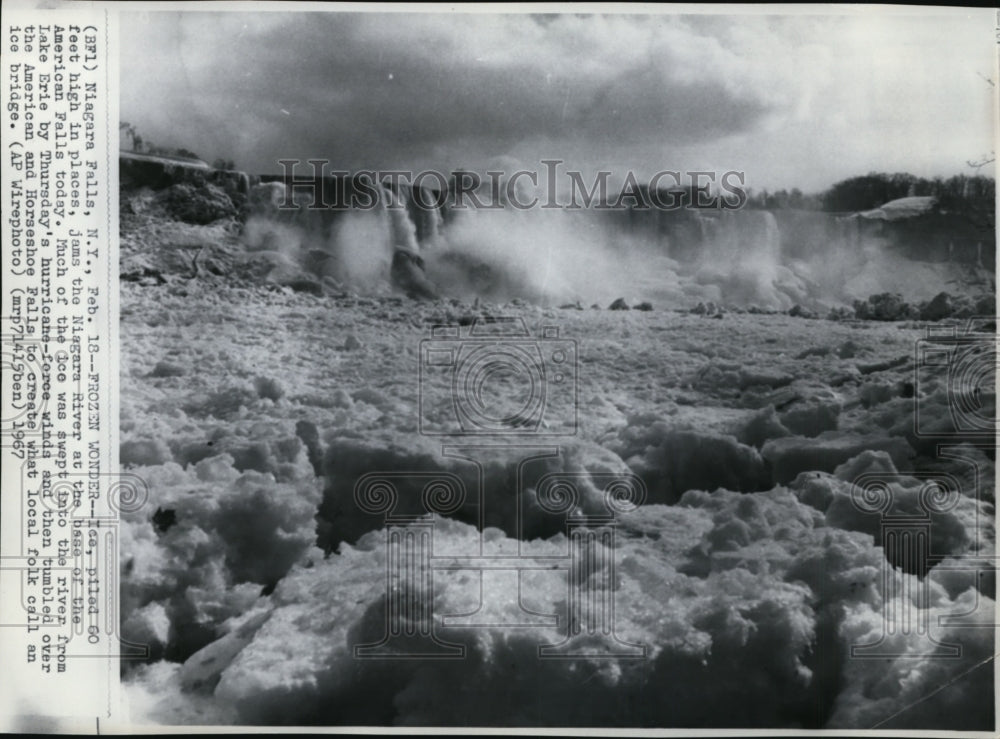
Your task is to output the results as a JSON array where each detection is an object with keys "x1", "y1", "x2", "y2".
[
  {"x1": 318, "y1": 433, "x2": 635, "y2": 550},
  {"x1": 117, "y1": 230, "x2": 994, "y2": 729},
  {"x1": 121, "y1": 455, "x2": 322, "y2": 663},
  {"x1": 125, "y1": 494, "x2": 993, "y2": 729},
  {"x1": 785, "y1": 451, "x2": 987, "y2": 569},
  {"x1": 762, "y1": 432, "x2": 915, "y2": 484},
  {"x1": 831, "y1": 590, "x2": 994, "y2": 730},
  {"x1": 609, "y1": 414, "x2": 771, "y2": 503}
]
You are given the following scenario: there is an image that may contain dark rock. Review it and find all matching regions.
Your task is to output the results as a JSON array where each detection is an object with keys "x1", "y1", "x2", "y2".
[
  {"x1": 152, "y1": 507, "x2": 177, "y2": 534},
  {"x1": 633, "y1": 301, "x2": 654, "y2": 311},
  {"x1": 918, "y1": 292, "x2": 956, "y2": 321},
  {"x1": 391, "y1": 249, "x2": 438, "y2": 300},
  {"x1": 156, "y1": 183, "x2": 237, "y2": 225},
  {"x1": 789, "y1": 304, "x2": 816, "y2": 319},
  {"x1": 608, "y1": 297, "x2": 630, "y2": 310},
  {"x1": 284, "y1": 279, "x2": 325, "y2": 296},
  {"x1": 149, "y1": 360, "x2": 185, "y2": 378},
  {"x1": 853, "y1": 292, "x2": 914, "y2": 321}
]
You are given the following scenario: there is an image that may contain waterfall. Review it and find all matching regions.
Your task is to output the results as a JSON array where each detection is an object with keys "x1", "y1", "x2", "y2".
[
  {"x1": 379, "y1": 183, "x2": 421, "y2": 253},
  {"x1": 680, "y1": 209, "x2": 801, "y2": 309},
  {"x1": 759, "y1": 211, "x2": 781, "y2": 258},
  {"x1": 834, "y1": 214, "x2": 861, "y2": 251},
  {"x1": 692, "y1": 210, "x2": 781, "y2": 267},
  {"x1": 238, "y1": 174, "x2": 988, "y2": 307},
  {"x1": 425, "y1": 204, "x2": 443, "y2": 244}
]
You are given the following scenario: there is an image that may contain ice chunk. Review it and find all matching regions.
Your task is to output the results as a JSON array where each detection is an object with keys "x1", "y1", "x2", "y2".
[
  {"x1": 121, "y1": 437, "x2": 174, "y2": 467},
  {"x1": 778, "y1": 400, "x2": 840, "y2": 437},
  {"x1": 612, "y1": 420, "x2": 771, "y2": 502},
  {"x1": 762, "y1": 432, "x2": 914, "y2": 484},
  {"x1": 735, "y1": 406, "x2": 791, "y2": 448}
]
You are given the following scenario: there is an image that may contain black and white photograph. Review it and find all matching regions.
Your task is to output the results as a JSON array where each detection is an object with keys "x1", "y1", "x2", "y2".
[{"x1": 102, "y1": 3, "x2": 1000, "y2": 731}]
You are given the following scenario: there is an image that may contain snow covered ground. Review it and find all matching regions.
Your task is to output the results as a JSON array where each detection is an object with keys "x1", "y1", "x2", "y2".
[{"x1": 118, "y1": 203, "x2": 995, "y2": 729}]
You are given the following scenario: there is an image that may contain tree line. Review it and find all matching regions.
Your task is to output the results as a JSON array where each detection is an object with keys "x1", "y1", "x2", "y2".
[{"x1": 746, "y1": 171, "x2": 995, "y2": 213}]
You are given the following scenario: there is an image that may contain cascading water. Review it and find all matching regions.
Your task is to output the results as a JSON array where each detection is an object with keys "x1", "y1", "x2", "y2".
[
  {"x1": 684, "y1": 209, "x2": 805, "y2": 309},
  {"x1": 240, "y1": 177, "x2": 993, "y2": 308},
  {"x1": 379, "y1": 184, "x2": 421, "y2": 254},
  {"x1": 241, "y1": 179, "x2": 408, "y2": 290},
  {"x1": 424, "y1": 204, "x2": 443, "y2": 245}
]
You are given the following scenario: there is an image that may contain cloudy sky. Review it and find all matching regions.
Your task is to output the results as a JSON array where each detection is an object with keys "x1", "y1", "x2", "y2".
[{"x1": 119, "y1": 6, "x2": 997, "y2": 193}]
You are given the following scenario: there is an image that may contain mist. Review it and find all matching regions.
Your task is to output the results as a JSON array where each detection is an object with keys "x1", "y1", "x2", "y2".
[{"x1": 237, "y1": 181, "x2": 989, "y2": 312}]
